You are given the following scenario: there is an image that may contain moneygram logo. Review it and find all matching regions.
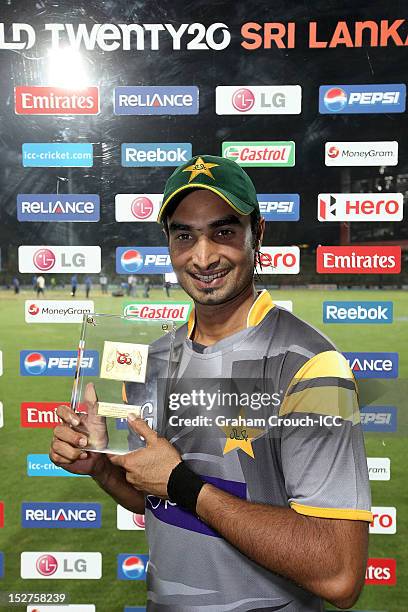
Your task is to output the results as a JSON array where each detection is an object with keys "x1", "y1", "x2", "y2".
[
  {"x1": 21, "y1": 552, "x2": 102, "y2": 579},
  {"x1": 20, "y1": 350, "x2": 99, "y2": 377},
  {"x1": 15, "y1": 86, "x2": 100, "y2": 115},
  {"x1": 18, "y1": 246, "x2": 101, "y2": 273},
  {"x1": 114, "y1": 86, "x2": 199, "y2": 115},
  {"x1": 216, "y1": 85, "x2": 301, "y2": 114},
  {"x1": 123, "y1": 302, "x2": 191, "y2": 322},
  {"x1": 365, "y1": 558, "x2": 396, "y2": 585},
  {"x1": 319, "y1": 84, "x2": 406, "y2": 114},
  {"x1": 21, "y1": 402, "x2": 68, "y2": 428},
  {"x1": 255, "y1": 247, "x2": 300, "y2": 275},
  {"x1": 316, "y1": 246, "x2": 401, "y2": 274},
  {"x1": 370, "y1": 507, "x2": 396, "y2": 535},
  {"x1": 367, "y1": 458, "x2": 391, "y2": 481},
  {"x1": 25, "y1": 300, "x2": 94, "y2": 323},
  {"x1": 117, "y1": 505, "x2": 145, "y2": 530},
  {"x1": 344, "y1": 352, "x2": 398, "y2": 379},
  {"x1": 318, "y1": 194, "x2": 403, "y2": 221},
  {"x1": 360, "y1": 406, "x2": 397, "y2": 433},
  {"x1": 257, "y1": 194, "x2": 300, "y2": 221},
  {"x1": 22, "y1": 502, "x2": 101, "y2": 528},
  {"x1": 17, "y1": 194, "x2": 100, "y2": 222},
  {"x1": 323, "y1": 301, "x2": 393, "y2": 324},
  {"x1": 117, "y1": 554, "x2": 149, "y2": 580},
  {"x1": 121, "y1": 143, "x2": 192, "y2": 167},
  {"x1": 116, "y1": 247, "x2": 172, "y2": 274},
  {"x1": 222, "y1": 141, "x2": 295, "y2": 167},
  {"x1": 325, "y1": 141, "x2": 398, "y2": 166},
  {"x1": 115, "y1": 194, "x2": 162, "y2": 222}
]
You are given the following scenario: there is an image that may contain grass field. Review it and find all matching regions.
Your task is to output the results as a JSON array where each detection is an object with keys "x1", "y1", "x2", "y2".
[{"x1": 0, "y1": 287, "x2": 406, "y2": 611}]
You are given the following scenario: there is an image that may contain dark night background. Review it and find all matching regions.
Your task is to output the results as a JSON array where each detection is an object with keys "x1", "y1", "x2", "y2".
[{"x1": 0, "y1": 0, "x2": 407, "y2": 284}]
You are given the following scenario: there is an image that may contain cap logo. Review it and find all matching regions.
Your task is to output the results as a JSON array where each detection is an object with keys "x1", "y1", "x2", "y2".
[{"x1": 182, "y1": 156, "x2": 219, "y2": 183}]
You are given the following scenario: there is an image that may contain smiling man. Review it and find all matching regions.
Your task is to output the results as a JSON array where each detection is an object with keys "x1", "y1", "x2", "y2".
[{"x1": 50, "y1": 155, "x2": 372, "y2": 612}]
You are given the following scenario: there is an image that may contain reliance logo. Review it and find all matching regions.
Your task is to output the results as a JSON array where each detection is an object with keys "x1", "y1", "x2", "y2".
[
  {"x1": 22, "y1": 502, "x2": 101, "y2": 528},
  {"x1": 114, "y1": 86, "x2": 199, "y2": 115},
  {"x1": 344, "y1": 352, "x2": 398, "y2": 378},
  {"x1": 316, "y1": 246, "x2": 401, "y2": 274}
]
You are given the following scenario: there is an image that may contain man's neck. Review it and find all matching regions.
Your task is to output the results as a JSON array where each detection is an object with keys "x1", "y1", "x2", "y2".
[{"x1": 191, "y1": 284, "x2": 258, "y2": 346}]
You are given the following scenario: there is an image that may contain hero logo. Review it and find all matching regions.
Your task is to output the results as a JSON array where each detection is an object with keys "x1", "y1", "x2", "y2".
[
  {"x1": 318, "y1": 193, "x2": 403, "y2": 221},
  {"x1": 344, "y1": 352, "x2": 398, "y2": 378},
  {"x1": 232, "y1": 88, "x2": 255, "y2": 111},
  {"x1": 255, "y1": 247, "x2": 300, "y2": 275},
  {"x1": 365, "y1": 558, "x2": 396, "y2": 585},
  {"x1": 131, "y1": 197, "x2": 154, "y2": 219},
  {"x1": 370, "y1": 507, "x2": 396, "y2": 534}
]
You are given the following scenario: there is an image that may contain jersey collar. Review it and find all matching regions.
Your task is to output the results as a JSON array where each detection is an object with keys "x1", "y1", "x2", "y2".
[{"x1": 187, "y1": 289, "x2": 275, "y2": 339}]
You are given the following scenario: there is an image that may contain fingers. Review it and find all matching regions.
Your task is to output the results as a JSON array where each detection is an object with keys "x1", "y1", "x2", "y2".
[
  {"x1": 84, "y1": 381, "x2": 98, "y2": 405},
  {"x1": 108, "y1": 454, "x2": 126, "y2": 467},
  {"x1": 50, "y1": 439, "x2": 87, "y2": 463},
  {"x1": 54, "y1": 423, "x2": 88, "y2": 448},
  {"x1": 56, "y1": 404, "x2": 81, "y2": 426},
  {"x1": 127, "y1": 415, "x2": 157, "y2": 445}
]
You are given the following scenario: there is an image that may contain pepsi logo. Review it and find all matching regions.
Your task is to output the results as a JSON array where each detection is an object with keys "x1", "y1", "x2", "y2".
[
  {"x1": 24, "y1": 352, "x2": 47, "y2": 375},
  {"x1": 232, "y1": 88, "x2": 255, "y2": 112},
  {"x1": 120, "y1": 249, "x2": 143, "y2": 273},
  {"x1": 121, "y1": 555, "x2": 146, "y2": 579},
  {"x1": 324, "y1": 87, "x2": 347, "y2": 112},
  {"x1": 131, "y1": 197, "x2": 154, "y2": 220},
  {"x1": 36, "y1": 553, "x2": 58, "y2": 576},
  {"x1": 133, "y1": 513, "x2": 145, "y2": 529},
  {"x1": 28, "y1": 303, "x2": 40, "y2": 316},
  {"x1": 33, "y1": 248, "x2": 56, "y2": 271}
]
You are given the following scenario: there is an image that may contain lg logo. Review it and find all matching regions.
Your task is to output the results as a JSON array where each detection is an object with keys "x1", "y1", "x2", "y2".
[
  {"x1": 131, "y1": 197, "x2": 154, "y2": 219},
  {"x1": 232, "y1": 88, "x2": 255, "y2": 112}
]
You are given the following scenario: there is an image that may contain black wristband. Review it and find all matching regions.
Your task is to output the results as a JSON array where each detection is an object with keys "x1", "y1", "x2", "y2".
[{"x1": 167, "y1": 461, "x2": 205, "y2": 514}]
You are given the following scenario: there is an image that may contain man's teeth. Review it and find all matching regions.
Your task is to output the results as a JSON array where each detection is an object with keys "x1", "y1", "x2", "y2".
[{"x1": 194, "y1": 270, "x2": 228, "y2": 282}]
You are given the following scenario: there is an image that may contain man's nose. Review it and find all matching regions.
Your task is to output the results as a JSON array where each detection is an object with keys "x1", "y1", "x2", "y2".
[{"x1": 191, "y1": 235, "x2": 220, "y2": 270}]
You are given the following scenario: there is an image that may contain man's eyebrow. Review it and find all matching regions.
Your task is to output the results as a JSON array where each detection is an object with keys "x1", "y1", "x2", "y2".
[{"x1": 168, "y1": 215, "x2": 242, "y2": 232}]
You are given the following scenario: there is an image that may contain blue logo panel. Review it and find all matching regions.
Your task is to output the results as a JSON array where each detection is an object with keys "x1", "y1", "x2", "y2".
[
  {"x1": 27, "y1": 454, "x2": 90, "y2": 477},
  {"x1": 257, "y1": 194, "x2": 300, "y2": 221},
  {"x1": 319, "y1": 84, "x2": 406, "y2": 114},
  {"x1": 117, "y1": 554, "x2": 149, "y2": 580},
  {"x1": 323, "y1": 301, "x2": 393, "y2": 324},
  {"x1": 0, "y1": 553, "x2": 3, "y2": 578},
  {"x1": 360, "y1": 406, "x2": 397, "y2": 433},
  {"x1": 22, "y1": 143, "x2": 93, "y2": 167},
  {"x1": 344, "y1": 352, "x2": 398, "y2": 379},
  {"x1": 116, "y1": 247, "x2": 172, "y2": 274},
  {"x1": 17, "y1": 194, "x2": 100, "y2": 222},
  {"x1": 20, "y1": 350, "x2": 99, "y2": 376},
  {"x1": 114, "y1": 86, "x2": 199, "y2": 115},
  {"x1": 121, "y1": 143, "x2": 192, "y2": 167},
  {"x1": 124, "y1": 608, "x2": 146, "y2": 612},
  {"x1": 22, "y1": 502, "x2": 101, "y2": 528}
]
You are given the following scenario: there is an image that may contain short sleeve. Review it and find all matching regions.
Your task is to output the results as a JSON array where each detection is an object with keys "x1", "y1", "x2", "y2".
[{"x1": 279, "y1": 350, "x2": 372, "y2": 522}]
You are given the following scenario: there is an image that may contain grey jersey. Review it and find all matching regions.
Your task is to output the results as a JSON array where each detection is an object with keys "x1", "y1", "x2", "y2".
[{"x1": 123, "y1": 290, "x2": 372, "y2": 611}]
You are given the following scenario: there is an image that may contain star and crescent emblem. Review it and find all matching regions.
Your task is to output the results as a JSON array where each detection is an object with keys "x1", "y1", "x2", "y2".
[{"x1": 182, "y1": 156, "x2": 219, "y2": 183}]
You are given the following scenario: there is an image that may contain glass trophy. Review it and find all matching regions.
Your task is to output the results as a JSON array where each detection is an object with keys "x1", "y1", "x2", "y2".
[{"x1": 70, "y1": 313, "x2": 176, "y2": 454}]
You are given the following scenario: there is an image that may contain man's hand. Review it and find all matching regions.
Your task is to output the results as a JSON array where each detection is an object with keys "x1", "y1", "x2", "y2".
[{"x1": 109, "y1": 415, "x2": 182, "y2": 498}]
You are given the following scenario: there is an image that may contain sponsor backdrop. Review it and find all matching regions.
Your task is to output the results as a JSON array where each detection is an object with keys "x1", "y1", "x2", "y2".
[{"x1": 0, "y1": 0, "x2": 406, "y2": 611}]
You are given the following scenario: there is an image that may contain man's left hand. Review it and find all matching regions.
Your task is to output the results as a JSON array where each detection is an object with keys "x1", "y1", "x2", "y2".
[{"x1": 109, "y1": 415, "x2": 182, "y2": 498}]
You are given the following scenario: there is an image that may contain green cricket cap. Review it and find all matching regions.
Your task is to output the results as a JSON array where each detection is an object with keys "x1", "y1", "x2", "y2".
[{"x1": 157, "y1": 154, "x2": 259, "y2": 223}]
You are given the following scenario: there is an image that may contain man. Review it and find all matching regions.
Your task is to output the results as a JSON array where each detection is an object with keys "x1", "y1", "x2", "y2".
[
  {"x1": 70, "y1": 274, "x2": 78, "y2": 297},
  {"x1": 36, "y1": 274, "x2": 45, "y2": 297},
  {"x1": 50, "y1": 155, "x2": 372, "y2": 611}
]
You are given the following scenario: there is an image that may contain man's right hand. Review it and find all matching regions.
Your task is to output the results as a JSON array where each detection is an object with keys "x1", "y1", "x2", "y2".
[{"x1": 49, "y1": 383, "x2": 109, "y2": 478}]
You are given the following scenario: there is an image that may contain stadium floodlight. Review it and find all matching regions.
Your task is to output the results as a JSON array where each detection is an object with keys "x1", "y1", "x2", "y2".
[{"x1": 47, "y1": 47, "x2": 89, "y2": 88}]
